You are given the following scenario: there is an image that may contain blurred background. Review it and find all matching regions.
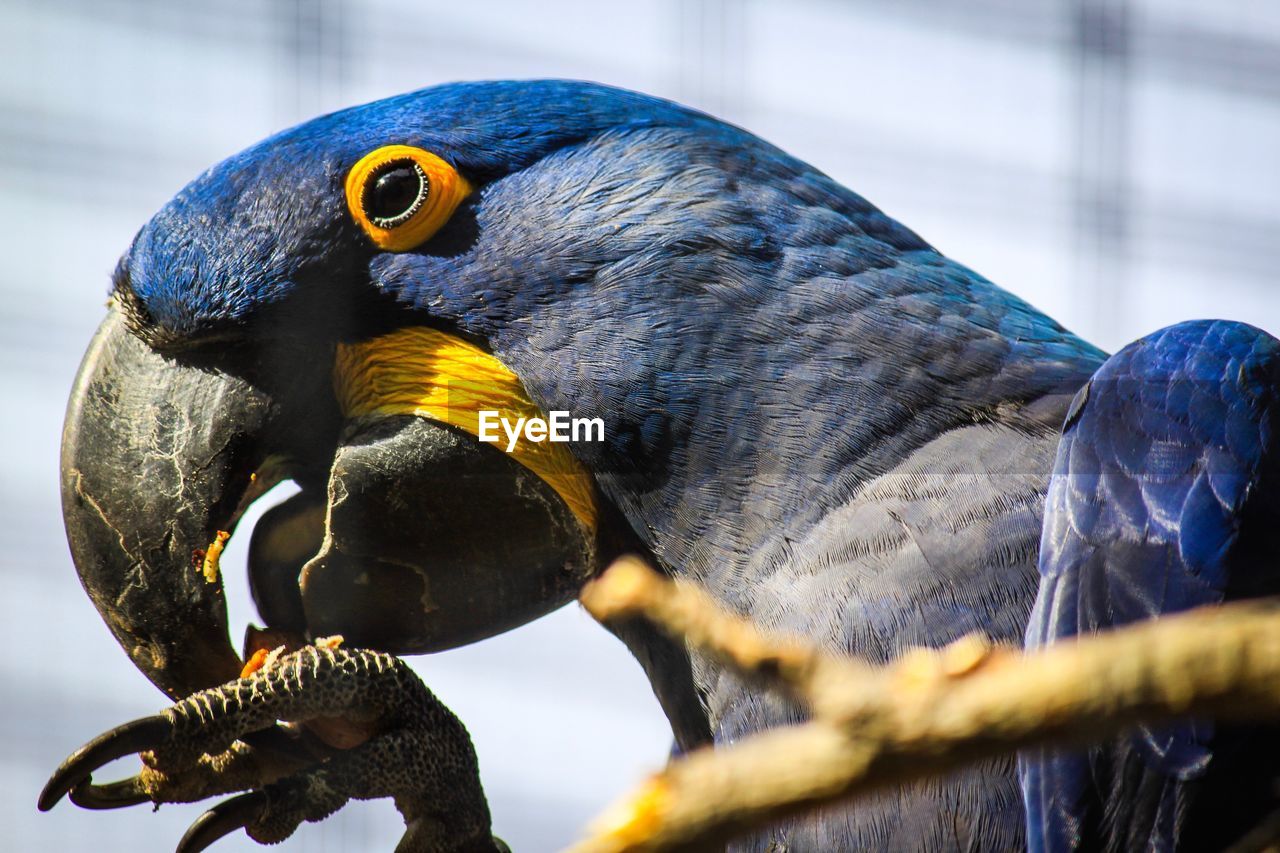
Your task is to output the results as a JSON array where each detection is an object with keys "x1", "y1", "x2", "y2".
[{"x1": 2, "y1": 0, "x2": 1278, "y2": 850}]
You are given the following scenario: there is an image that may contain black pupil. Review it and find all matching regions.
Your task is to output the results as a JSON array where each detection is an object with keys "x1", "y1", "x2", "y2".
[{"x1": 367, "y1": 164, "x2": 423, "y2": 222}]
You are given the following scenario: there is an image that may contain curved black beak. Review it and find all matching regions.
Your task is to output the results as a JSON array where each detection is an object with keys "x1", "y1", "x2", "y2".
[
  {"x1": 61, "y1": 309, "x2": 293, "y2": 698},
  {"x1": 61, "y1": 307, "x2": 598, "y2": 703},
  {"x1": 49, "y1": 305, "x2": 602, "y2": 837}
]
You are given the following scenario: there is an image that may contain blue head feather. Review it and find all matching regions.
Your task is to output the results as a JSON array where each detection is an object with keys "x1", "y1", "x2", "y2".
[{"x1": 121, "y1": 80, "x2": 720, "y2": 339}]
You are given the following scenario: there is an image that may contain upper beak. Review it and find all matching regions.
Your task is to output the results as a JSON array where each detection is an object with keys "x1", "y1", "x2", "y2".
[{"x1": 60, "y1": 308, "x2": 332, "y2": 699}]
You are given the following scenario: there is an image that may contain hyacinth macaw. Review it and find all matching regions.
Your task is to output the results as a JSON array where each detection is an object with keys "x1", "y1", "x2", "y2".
[{"x1": 37, "y1": 80, "x2": 1280, "y2": 851}]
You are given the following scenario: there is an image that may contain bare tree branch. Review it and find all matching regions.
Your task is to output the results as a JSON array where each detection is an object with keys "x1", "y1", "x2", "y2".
[{"x1": 570, "y1": 556, "x2": 1280, "y2": 853}]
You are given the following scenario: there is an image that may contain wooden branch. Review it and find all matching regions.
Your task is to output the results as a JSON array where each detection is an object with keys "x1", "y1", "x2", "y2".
[{"x1": 572, "y1": 556, "x2": 1280, "y2": 853}]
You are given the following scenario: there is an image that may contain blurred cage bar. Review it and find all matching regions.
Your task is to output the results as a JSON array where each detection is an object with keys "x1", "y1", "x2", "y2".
[{"x1": 2, "y1": 1, "x2": 1278, "y2": 851}]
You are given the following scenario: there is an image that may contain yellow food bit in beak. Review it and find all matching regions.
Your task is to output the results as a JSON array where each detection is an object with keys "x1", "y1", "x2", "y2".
[
  {"x1": 200, "y1": 530, "x2": 230, "y2": 584},
  {"x1": 334, "y1": 326, "x2": 599, "y2": 531}
]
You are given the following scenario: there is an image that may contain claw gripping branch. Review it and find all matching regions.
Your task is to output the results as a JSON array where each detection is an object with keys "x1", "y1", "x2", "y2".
[{"x1": 42, "y1": 645, "x2": 506, "y2": 853}]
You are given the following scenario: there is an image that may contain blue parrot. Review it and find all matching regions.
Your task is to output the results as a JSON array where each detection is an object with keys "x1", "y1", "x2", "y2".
[{"x1": 36, "y1": 80, "x2": 1280, "y2": 851}]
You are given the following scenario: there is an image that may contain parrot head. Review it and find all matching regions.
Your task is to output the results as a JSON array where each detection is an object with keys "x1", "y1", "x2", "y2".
[
  {"x1": 64, "y1": 78, "x2": 946, "y2": 701},
  {"x1": 64, "y1": 80, "x2": 753, "y2": 699}
]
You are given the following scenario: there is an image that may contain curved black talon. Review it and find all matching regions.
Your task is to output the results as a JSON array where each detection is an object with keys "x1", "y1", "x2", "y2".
[
  {"x1": 176, "y1": 790, "x2": 269, "y2": 853},
  {"x1": 68, "y1": 777, "x2": 151, "y2": 810},
  {"x1": 39, "y1": 715, "x2": 169, "y2": 811},
  {"x1": 42, "y1": 648, "x2": 494, "y2": 851}
]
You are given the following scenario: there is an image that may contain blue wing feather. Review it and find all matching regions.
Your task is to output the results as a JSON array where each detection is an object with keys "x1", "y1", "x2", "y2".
[{"x1": 1022, "y1": 319, "x2": 1280, "y2": 851}]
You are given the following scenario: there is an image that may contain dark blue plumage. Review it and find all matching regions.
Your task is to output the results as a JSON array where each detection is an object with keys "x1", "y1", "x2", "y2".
[
  {"x1": 1022, "y1": 320, "x2": 1280, "y2": 851},
  {"x1": 118, "y1": 79, "x2": 1111, "y2": 849},
  {"x1": 105, "y1": 80, "x2": 1280, "y2": 849}
]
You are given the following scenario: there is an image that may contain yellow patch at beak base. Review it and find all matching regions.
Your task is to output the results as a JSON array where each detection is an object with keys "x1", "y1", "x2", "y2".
[{"x1": 333, "y1": 327, "x2": 598, "y2": 531}]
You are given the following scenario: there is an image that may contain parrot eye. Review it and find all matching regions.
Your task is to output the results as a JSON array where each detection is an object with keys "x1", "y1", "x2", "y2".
[
  {"x1": 344, "y1": 144, "x2": 473, "y2": 252},
  {"x1": 363, "y1": 160, "x2": 427, "y2": 228}
]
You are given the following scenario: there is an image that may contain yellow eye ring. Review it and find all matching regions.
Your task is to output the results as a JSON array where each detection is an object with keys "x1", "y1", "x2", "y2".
[{"x1": 344, "y1": 145, "x2": 472, "y2": 251}]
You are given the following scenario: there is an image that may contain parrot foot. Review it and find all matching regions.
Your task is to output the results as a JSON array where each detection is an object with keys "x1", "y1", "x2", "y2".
[{"x1": 39, "y1": 644, "x2": 506, "y2": 853}]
